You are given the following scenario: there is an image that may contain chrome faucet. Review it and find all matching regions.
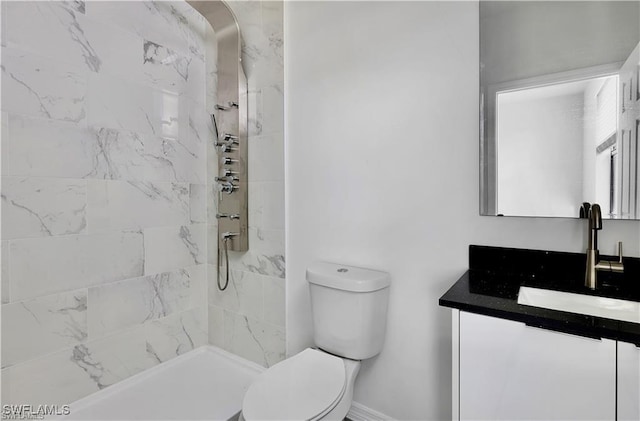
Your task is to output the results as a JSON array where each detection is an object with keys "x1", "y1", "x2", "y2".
[{"x1": 584, "y1": 203, "x2": 624, "y2": 289}]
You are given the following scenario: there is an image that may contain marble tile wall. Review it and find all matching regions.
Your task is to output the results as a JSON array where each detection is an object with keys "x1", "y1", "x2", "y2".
[
  {"x1": 207, "y1": 1, "x2": 286, "y2": 367},
  {"x1": 1, "y1": 1, "x2": 210, "y2": 407}
]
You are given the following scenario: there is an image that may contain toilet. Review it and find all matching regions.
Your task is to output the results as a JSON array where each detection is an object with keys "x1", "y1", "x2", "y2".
[{"x1": 241, "y1": 261, "x2": 391, "y2": 421}]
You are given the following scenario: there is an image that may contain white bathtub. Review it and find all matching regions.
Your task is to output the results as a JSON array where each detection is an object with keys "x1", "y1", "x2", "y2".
[{"x1": 52, "y1": 346, "x2": 264, "y2": 421}]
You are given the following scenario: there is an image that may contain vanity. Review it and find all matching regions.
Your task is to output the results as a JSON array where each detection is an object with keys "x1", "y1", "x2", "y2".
[
  {"x1": 440, "y1": 245, "x2": 640, "y2": 421},
  {"x1": 446, "y1": 2, "x2": 640, "y2": 419}
]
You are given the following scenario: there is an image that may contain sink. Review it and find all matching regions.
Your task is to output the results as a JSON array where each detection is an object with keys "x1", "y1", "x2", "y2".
[{"x1": 517, "y1": 286, "x2": 640, "y2": 324}]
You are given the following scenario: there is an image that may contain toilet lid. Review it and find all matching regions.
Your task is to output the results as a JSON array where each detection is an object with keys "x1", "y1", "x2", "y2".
[{"x1": 242, "y1": 348, "x2": 346, "y2": 421}]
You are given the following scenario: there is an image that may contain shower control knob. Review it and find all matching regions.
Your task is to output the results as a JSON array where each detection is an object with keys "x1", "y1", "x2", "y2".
[
  {"x1": 217, "y1": 144, "x2": 237, "y2": 153},
  {"x1": 217, "y1": 182, "x2": 238, "y2": 194},
  {"x1": 220, "y1": 133, "x2": 239, "y2": 144},
  {"x1": 215, "y1": 175, "x2": 239, "y2": 183},
  {"x1": 216, "y1": 213, "x2": 240, "y2": 220},
  {"x1": 215, "y1": 102, "x2": 239, "y2": 111},
  {"x1": 215, "y1": 134, "x2": 239, "y2": 148},
  {"x1": 220, "y1": 157, "x2": 238, "y2": 165},
  {"x1": 220, "y1": 169, "x2": 238, "y2": 177}
]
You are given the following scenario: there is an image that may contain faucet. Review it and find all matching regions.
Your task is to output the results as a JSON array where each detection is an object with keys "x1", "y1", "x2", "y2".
[{"x1": 584, "y1": 203, "x2": 624, "y2": 289}]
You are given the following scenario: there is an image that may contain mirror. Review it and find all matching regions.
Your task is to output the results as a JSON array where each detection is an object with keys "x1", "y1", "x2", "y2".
[{"x1": 480, "y1": 1, "x2": 640, "y2": 219}]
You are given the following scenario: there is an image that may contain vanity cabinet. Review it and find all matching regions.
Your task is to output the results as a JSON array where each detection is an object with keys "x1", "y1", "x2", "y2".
[
  {"x1": 457, "y1": 311, "x2": 616, "y2": 420},
  {"x1": 618, "y1": 341, "x2": 640, "y2": 421}
]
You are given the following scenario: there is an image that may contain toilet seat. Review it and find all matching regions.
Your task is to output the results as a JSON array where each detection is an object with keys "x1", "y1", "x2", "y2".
[{"x1": 242, "y1": 348, "x2": 347, "y2": 421}]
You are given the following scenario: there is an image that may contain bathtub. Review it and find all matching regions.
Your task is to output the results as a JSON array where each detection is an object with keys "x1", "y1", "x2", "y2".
[{"x1": 52, "y1": 346, "x2": 264, "y2": 420}]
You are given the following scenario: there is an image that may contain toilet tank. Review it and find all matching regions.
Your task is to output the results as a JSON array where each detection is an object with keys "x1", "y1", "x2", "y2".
[{"x1": 306, "y1": 262, "x2": 391, "y2": 360}]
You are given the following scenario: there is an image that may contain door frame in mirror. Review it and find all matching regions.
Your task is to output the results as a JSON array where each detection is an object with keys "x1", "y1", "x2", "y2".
[{"x1": 480, "y1": 62, "x2": 623, "y2": 217}]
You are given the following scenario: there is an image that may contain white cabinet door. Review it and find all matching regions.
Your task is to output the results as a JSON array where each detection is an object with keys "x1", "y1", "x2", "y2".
[
  {"x1": 459, "y1": 312, "x2": 616, "y2": 421},
  {"x1": 618, "y1": 341, "x2": 640, "y2": 421}
]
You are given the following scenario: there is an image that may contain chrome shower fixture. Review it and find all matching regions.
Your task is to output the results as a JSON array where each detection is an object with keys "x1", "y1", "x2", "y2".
[
  {"x1": 215, "y1": 101, "x2": 239, "y2": 111},
  {"x1": 187, "y1": 0, "x2": 248, "y2": 292}
]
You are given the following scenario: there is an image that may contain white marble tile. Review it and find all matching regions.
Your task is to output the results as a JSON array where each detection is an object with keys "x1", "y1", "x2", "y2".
[
  {"x1": 86, "y1": 72, "x2": 154, "y2": 135},
  {"x1": 261, "y1": 1, "x2": 284, "y2": 64},
  {"x1": 263, "y1": 276, "x2": 285, "y2": 327},
  {"x1": 187, "y1": 99, "x2": 212, "y2": 152},
  {"x1": 249, "y1": 227, "x2": 285, "y2": 256},
  {"x1": 0, "y1": 1, "x2": 7, "y2": 48},
  {"x1": 207, "y1": 223, "x2": 218, "y2": 266},
  {"x1": 1, "y1": 112, "x2": 8, "y2": 176},
  {"x1": 209, "y1": 269, "x2": 263, "y2": 320},
  {"x1": 6, "y1": 115, "x2": 94, "y2": 179},
  {"x1": 10, "y1": 231, "x2": 143, "y2": 301},
  {"x1": 85, "y1": 1, "x2": 204, "y2": 58},
  {"x1": 85, "y1": 127, "x2": 149, "y2": 180},
  {"x1": 228, "y1": 250, "x2": 285, "y2": 280},
  {"x1": 186, "y1": 50, "x2": 206, "y2": 106},
  {"x1": 5, "y1": 116, "x2": 178, "y2": 182},
  {"x1": 2, "y1": 346, "x2": 99, "y2": 406},
  {"x1": 2, "y1": 241, "x2": 9, "y2": 304},
  {"x1": 261, "y1": 85, "x2": 284, "y2": 135},
  {"x1": 87, "y1": 265, "x2": 205, "y2": 338},
  {"x1": 5, "y1": 1, "x2": 102, "y2": 73},
  {"x1": 229, "y1": 1, "x2": 283, "y2": 92},
  {"x1": 208, "y1": 303, "x2": 225, "y2": 348},
  {"x1": 144, "y1": 224, "x2": 206, "y2": 275},
  {"x1": 1, "y1": 47, "x2": 87, "y2": 123},
  {"x1": 247, "y1": 90, "x2": 264, "y2": 137},
  {"x1": 204, "y1": 22, "x2": 218, "y2": 114},
  {"x1": 227, "y1": 1, "x2": 263, "y2": 84},
  {"x1": 1, "y1": 366, "x2": 11, "y2": 406},
  {"x1": 228, "y1": 228, "x2": 285, "y2": 278},
  {"x1": 190, "y1": 184, "x2": 207, "y2": 223},
  {"x1": 142, "y1": 40, "x2": 190, "y2": 95},
  {"x1": 87, "y1": 73, "x2": 181, "y2": 138},
  {"x1": 248, "y1": 133, "x2": 284, "y2": 182},
  {"x1": 71, "y1": 326, "x2": 155, "y2": 391},
  {"x1": 223, "y1": 310, "x2": 285, "y2": 368},
  {"x1": 144, "y1": 307, "x2": 207, "y2": 363},
  {"x1": 87, "y1": 180, "x2": 189, "y2": 233},
  {"x1": 144, "y1": 135, "x2": 205, "y2": 184},
  {"x1": 1, "y1": 177, "x2": 87, "y2": 240},
  {"x1": 247, "y1": 180, "x2": 264, "y2": 227},
  {"x1": 2, "y1": 289, "x2": 87, "y2": 368},
  {"x1": 82, "y1": 14, "x2": 143, "y2": 79},
  {"x1": 261, "y1": 181, "x2": 285, "y2": 231},
  {"x1": 1, "y1": 320, "x2": 184, "y2": 406}
]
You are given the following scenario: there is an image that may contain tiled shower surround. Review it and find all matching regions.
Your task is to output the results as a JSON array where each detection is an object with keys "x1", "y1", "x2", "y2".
[{"x1": 0, "y1": 0, "x2": 284, "y2": 406}]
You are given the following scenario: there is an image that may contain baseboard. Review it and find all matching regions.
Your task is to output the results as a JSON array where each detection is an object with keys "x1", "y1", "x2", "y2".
[{"x1": 347, "y1": 401, "x2": 395, "y2": 421}]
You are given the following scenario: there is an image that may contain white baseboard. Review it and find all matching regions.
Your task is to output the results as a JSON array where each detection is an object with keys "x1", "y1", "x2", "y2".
[{"x1": 348, "y1": 401, "x2": 395, "y2": 421}]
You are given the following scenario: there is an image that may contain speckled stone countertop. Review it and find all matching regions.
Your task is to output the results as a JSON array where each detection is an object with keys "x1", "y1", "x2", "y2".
[{"x1": 439, "y1": 245, "x2": 640, "y2": 345}]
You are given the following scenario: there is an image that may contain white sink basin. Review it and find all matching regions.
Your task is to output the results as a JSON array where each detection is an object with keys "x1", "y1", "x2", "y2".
[{"x1": 517, "y1": 286, "x2": 640, "y2": 324}]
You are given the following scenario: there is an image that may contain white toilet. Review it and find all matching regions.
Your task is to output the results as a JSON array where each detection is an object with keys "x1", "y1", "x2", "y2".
[{"x1": 241, "y1": 261, "x2": 391, "y2": 421}]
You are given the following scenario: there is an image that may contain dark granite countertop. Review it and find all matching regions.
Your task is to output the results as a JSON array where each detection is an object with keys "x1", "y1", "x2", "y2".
[{"x1": 439, "y1": 245, "x2": 640, "y2": 346}]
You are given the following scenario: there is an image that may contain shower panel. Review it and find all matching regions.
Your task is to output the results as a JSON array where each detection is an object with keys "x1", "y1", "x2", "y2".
[
  {"x1": 187, "y1": 0, "x2": 248, "y2": 248},
  {"x1": 187, "y1": 0, "x2": 248, "y2": 289}
]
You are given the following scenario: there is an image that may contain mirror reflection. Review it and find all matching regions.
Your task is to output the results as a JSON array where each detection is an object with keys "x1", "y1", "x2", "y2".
[{"x1": 480, "y1": 1, "x2": 640, "y2": 219}]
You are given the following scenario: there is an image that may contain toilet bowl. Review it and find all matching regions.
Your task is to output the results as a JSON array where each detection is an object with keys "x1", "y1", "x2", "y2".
[
  {"x1": 241, "y1": 348, "x2": 360, "y2": 421},
  {"x1": 240, "y1": 262, "x2": 390, "y2": 421}
]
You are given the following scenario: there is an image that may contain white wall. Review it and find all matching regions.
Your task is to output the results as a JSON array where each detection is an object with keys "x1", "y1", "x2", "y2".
[
  {"x1": 285, "y1": 2, "x2": 640, "y2": 420},
  {"x1": 497, "y1": 93, "x2": 584, "y2": 217}
]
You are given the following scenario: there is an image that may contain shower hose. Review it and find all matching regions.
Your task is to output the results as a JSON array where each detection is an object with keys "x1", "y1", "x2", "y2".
[{"x1": 218, "y1": 235, "x2": 231, "y2": 291}]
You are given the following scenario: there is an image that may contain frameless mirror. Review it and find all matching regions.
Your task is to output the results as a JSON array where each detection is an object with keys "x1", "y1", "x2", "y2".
[{"x1": 480, "y1": 1, "x2": 640, "y2": 219}]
